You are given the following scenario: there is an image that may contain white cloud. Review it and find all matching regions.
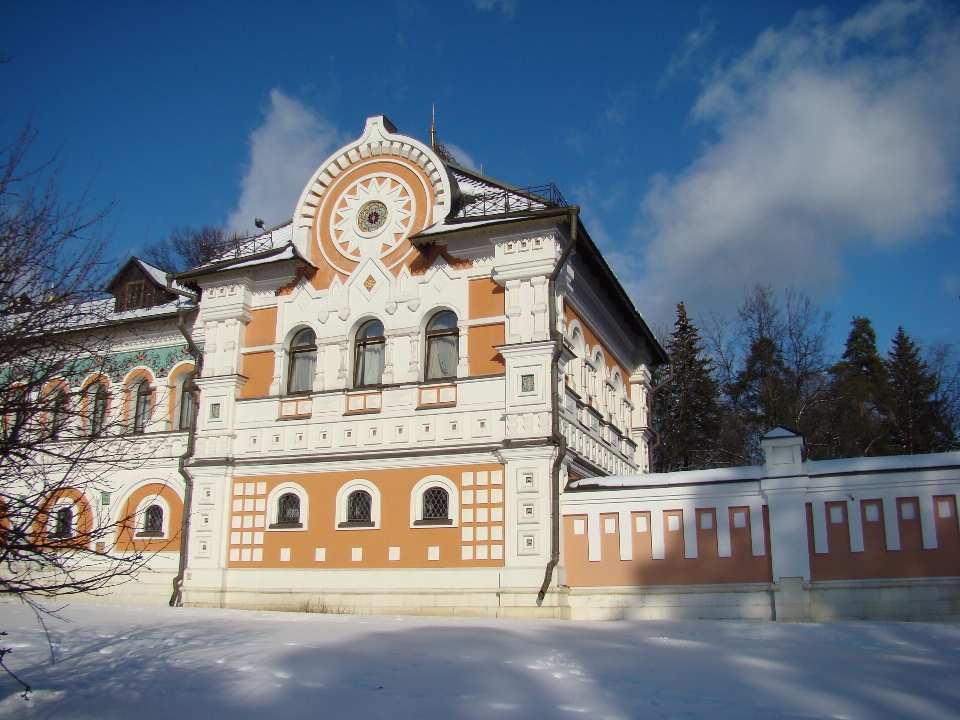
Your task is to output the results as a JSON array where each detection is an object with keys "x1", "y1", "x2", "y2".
[
  {"x1": 473, "y1": 0, "x2": 517, "y2": 19},
  {"x1": 443, "y1": 142, "x2": 478, "y2": 171},
  {"x1": 631, "y1": 0, "x2": 960, "y2": 323},
  {"x1": 227, "y1": 89, "x2": 341, "y2": 234}
]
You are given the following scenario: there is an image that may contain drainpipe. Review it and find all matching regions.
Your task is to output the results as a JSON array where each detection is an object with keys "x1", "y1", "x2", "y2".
[
  {"x1": 536, "y1": 205, "x2": 579, "y2": 607},
  {"x1": 165, "y1": 279, "x2": 203, "y2": 607},
  {"x1": 646, "y1": 359, "x2": 674, "y2": 472}
]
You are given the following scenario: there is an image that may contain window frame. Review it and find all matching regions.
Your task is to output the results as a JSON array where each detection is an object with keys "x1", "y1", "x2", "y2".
[
  {"x1": 409, "y1": 475, "x2": 459, "y2": 528},
  {"x1": 423, "y1": 310, "x2": 459, "y2": 382},
  {"x1": 49, "y1": 503, "x2": 75, "y2": 540},
  {"x1": 176, "y1": 372, "x2": 196, "y2": 431},
  {"x1": 271, "y1": 492, "x2": 303, "y2": 529},
  {"x1": 286, "y1": 328, "x2": 318, "y2": 396},
  {"x1": 49, "y1": 386, "x2": 69, "y2": 440},
  {"x1": 265, "y1": 482, "x2": 309, "y2": 532},
  {"x1": 131, "y1": 379, "x2": 152, "y2": 434},
  {"x1": 353, "y1": 319, "x2": 386, "y2": 388},
  {"x1": 133, "y1": 494, "x2": 171, "y2": 539},
  {"x1": 88, "y1": 382, "x2": 108, "y2": 437},
  {"x1": 335, "y1": 479, "x2": 380, "y2": 530}
]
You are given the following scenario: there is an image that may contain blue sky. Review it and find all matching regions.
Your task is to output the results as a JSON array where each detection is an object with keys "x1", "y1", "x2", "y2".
[{"x1": 2, "y1": 0, "x2": 959, "y2": 355}]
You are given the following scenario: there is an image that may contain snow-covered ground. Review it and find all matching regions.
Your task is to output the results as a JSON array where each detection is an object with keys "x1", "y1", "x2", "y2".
[{"x1": 0, "y1": 600, "x2": 958, "y2": 719}]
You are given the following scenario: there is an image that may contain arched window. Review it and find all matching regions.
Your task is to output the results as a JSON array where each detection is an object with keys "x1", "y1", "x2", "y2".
[
  {"x1": 346, "y1": 490, "x2": 372, "y2": 525},
  {"x1": 143, "y1": 505, "x2": 163, "y2": 536},
  {"x1": 177, "y1": 373, "x2": 196, "y2": 431},
  {"x1": 49, "y1": 388, "x2": 68, "y2": 440},
  {"x1": 51, "y1": 506, "x2": 73, "y2": 539},
  {"x1": 132, "y1": 379, "x2": 152, "y2": 434},
  {"x1": 424, "y1": 311, "x2": 458, "y2": 380},
  {"x1": 89, "y1": 383, "x2": 108, "y2": 437},
  {"x1": 354, "y1": 320, "x2": 385, "y2": 388},
  {"x1": 287, "y1": 328, "x2": 317, "y2": 395},
  {"x1": 419, "y1": 487, "x2": 450, "y2": 525},
  {"x1": 276, "y1": 493, "x2": 301, "y2": 526}
]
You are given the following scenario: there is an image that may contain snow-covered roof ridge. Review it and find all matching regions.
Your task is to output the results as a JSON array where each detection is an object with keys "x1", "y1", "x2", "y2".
[
  {"x1": 568, "y1": 465, "x2": 766, "y2": 490},
  {"x1": 806, "y1": 451, "x2": 960, "y2": 477},
  {"x1": 176, "y1": 222, "x2": 311, "y2": 280}
]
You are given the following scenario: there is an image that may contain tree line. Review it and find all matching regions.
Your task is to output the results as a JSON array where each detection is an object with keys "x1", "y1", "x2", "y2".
[{"x1": 651, "y1": 286, "x2": 960, "y2": 472}]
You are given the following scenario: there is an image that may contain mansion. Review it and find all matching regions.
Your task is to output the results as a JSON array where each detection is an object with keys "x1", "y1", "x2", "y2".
[{"x1": 45, "y1": 116, "x2": 960, "y2": 621}]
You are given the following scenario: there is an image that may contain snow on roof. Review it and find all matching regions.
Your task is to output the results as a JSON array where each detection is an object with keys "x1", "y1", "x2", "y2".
[
  {"x1": 135, "y1": 258, "x2": 193, "y2": 295},
  {"x1": 763, "y1": 426, "x2": 803, "y2": 439},
  {"x1": 807, "y1": 451, "x2": 960, "y2": 477},
  {"x1": 568, "y1": 465, "x2": 765, "y2": 490},
  {"x1": 176, "y1": 222, "x2": 310, "y2": 279}
]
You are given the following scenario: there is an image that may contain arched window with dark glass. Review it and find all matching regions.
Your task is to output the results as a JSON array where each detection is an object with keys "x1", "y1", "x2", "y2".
[
  {"x1": 425, "y1": 311, "x2": 458, "y2": 380},
  {"x1": 89, "y1": 383, "x2": 108, "y2": 437},
  {"x1": 177, "y1": 373, "x2": 196, "y2": 431},
  {"x1": 141, "y1": 504, "x2": 163, "y2": 536},
  {"x1": 287, "y1": 328, "x2": 317, "y2": 395},
  {"x1": 277, "y1": 493, "x2": 301, "y2": 526},
  {"x1": 51, "y1": 505, "x2": 73, "y2": 539},
  {"x1": 132, "y1": 380, "x2": 151, "y2": 434},
  {"x1": 347, "y1": 490, "x2": 372, "y2": 524},
  {"x1": 419, "y1": 487, "x2": 451, "y2": 525},
  {"x1": 50, "y1": 388, "x2": 68, "y2": 440},
  {"x1": 354, "y1": 320, "x2": 385, "y2": 387}
]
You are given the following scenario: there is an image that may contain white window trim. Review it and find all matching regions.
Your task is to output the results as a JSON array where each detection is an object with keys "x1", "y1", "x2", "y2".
[
  {"x1": 134, "y1": 494, "x2": 171, "y2": 539},
  {"x1": 265, "y1": 481, "x2": 309, "y2": 531},
  {"x1": 335, "y1": 479, "x2": 381, "y2": 530},
  {"x1": 409, "y1": 474, "x2": 459, "y2": 529},
  {"x1": 283, "y1": 325, "x2": 320, "y2": 397}
]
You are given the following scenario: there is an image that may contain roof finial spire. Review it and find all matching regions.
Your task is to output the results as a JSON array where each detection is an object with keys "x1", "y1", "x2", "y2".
[{"x1": 428, "y1": 104, "x2": 457, "y2": 165}]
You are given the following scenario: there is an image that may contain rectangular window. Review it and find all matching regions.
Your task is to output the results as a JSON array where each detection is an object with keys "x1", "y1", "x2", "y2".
[
  {"x1": 901, "y1": 501, "x2": 916, "y2": 520},
  {"x1": 864, "y1": 503, "x2": 880, "y2": 522},
  {"x1": 126, "y1": 282, "x2": 144, "y2": 309},
  {"x1": 938, "y1": 500, "x2": 953, "y2": 518},
  {"x1": 667, "y1": 514, "x2": 681, "y2": 532},
  {"x1": 829, "y1": 505, "x2": 844, "y2": 524},
  {"x1": 733, "y1": 511, "x2": 747, "y2": 529}
]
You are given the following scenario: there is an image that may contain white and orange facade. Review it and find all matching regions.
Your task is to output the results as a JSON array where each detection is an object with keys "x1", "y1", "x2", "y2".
[{"x1": 46, "y1": 116, "x2": 960, "y2": 620}]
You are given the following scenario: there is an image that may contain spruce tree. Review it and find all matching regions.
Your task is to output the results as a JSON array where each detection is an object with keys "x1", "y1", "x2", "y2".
[
  {"x1": 883, "y1": 327, "x2": 956, "y2": 454},
  {"x1": 824, "y1": 317, "x2": 890, "y2": 457},
  {"x1": 652, "y1": 303, "x2": 721, "y2": 471}
]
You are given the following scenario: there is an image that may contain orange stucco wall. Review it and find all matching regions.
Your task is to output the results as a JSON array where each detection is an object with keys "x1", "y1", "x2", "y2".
[
  {"x1": 807, "y1": 497, "x2": 960, "y2": 581},
  {"x1": 228, "y1": 463, "x2": 505, "y2": 569},
  {"x1": 115, "y1": 483, "x2": 184, "y2": 553},
  {"x1": 469, "y1": 278, "x2": 505, "y2": 320},
  {"x1": 468, "y1": 323, "x2": 505, "y2": 376},
  {"x1": 244, "y1": 307, "x2": 277, "y2": 348},
  {"x1": 563, "y1": 507, "x2": 773, "y2": 587},
  {"x1": 239, "y1": 352, "x2": 274, "y2": 399},
  {"x1": 565, "y1": 306, "x2": 627, "y2": 375}
]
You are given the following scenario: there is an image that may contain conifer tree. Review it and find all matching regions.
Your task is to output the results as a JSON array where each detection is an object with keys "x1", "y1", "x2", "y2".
[
  {"x1": 824, "y1": 317, "x2": 890, "y2": 457},
  {"x1": 652, "y1": 302, "x2": 721, "y2": 471},
  {"x1": 883, "y1": 327, "x2": 956, "y2": 454}
]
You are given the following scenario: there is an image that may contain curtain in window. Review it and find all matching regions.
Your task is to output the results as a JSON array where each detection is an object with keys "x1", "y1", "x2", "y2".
[
  {"x1": 425, "y1": 311, "x2": 458, "y2": 380},
  {"x1": 426, "y1": 334, "x2": 457, "y2": 379},
  {"x1": 354, "y1": 321, "x2": 385, "y2": 387},
  {"x1": 288, "y1": 329, "x2": 317, "y2": 394}
]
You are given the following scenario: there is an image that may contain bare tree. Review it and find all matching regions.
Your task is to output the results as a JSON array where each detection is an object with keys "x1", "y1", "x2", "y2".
[
  {"x1": 0, "y1": 128, "x2": 160, "y2": 697},
  {"x1": 142, "y1": 225, "x2": 242, "y2": 274}
]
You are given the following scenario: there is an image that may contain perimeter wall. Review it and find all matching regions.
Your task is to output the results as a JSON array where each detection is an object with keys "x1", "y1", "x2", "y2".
[{"x1": 560, "y1": 431, "x2": 960, "y2": 621}]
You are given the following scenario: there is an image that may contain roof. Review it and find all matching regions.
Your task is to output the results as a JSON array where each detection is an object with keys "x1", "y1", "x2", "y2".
[
  {"x1": 105, "y1": 257, "x2": 192, "y2": 296},
  {"x1": 763, "y1": 427, "x2": 804, "y2": 440},
  {"x1": 176, "y1": 222, "x2": 313, "y2": 281}
]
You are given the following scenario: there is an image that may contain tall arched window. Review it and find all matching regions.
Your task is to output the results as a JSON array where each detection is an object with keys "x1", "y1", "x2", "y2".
[
  {"x1": 142, "y1": 505, "x2": 163, "y2": 536},
  {"x1": 49, "y1": 388, "x2": 68, "y2": 440},
  {"x1": 132, "y1": 379, "x2": 152, "y2": 434},
  {"x1": 89, "y1": 383, "x2": 108, "y2": 437},
  {"x1": 51, "y1": 505, "x2": 73, "y2": 539},
  {"x1": 177, "y1": 373, "x2": 196, "y2": 431},
  {"x1": 354, "y1": 320, "x2": 385, "y2": 387},
  {"x1": 424, "y1": 311, "x2": 458, "y2": 380},
  {"x1": 347, "y1": 490, "x2": 372, "y2": 524},
  {"x1": 276, "y1": 493, "x2": 301, "y2": 526},
  {"x1": 420, "y1": 487, "x2": 450, "y2": 525},
  {"x1": 287, "y1": 328, "x2": 317, "y2": 395}
]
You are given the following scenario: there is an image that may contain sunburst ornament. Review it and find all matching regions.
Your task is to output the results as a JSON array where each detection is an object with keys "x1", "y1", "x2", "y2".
[{"x1": 330, "y1": 174, "x2": 415, "y2": 262}]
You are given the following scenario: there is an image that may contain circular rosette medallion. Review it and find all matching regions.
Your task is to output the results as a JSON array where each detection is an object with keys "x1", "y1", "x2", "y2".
[{"x1": 330, "y1": 174, "x2": 415, "y2": 261}]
